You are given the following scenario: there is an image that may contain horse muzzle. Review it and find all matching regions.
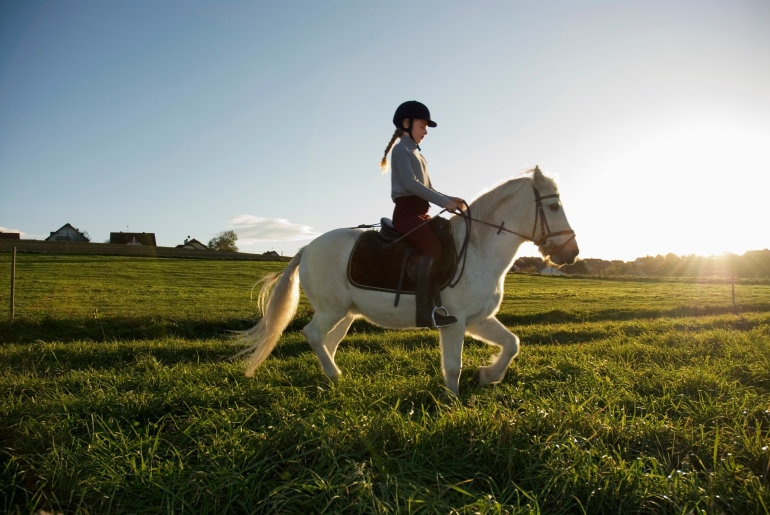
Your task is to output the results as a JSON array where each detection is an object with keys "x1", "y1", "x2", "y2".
[{"x1": 540, "y1": 232, "x2": 579, "y2": 266}]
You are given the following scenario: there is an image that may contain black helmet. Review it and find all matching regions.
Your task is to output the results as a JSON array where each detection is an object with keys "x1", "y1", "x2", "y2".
[{"x1": 392, "y1": 100, "x2": 437, "y2": 129}]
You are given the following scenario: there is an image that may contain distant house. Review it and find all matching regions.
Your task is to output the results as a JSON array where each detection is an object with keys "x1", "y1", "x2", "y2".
[
  {"x1": 539, "y1": 265, "x2": 565, "y2": 275},
  {"x1": 262, "y1": 250, "x2": 280, "y2": 258},
  {"x1": 175, "y1": 237, "x2": 209, "y2": 250},
  {"x1": 0, "y1": 232, "x2": 21, "y2": 240},
  {"x1": 110, "y1": 232, "x2": 157, "y2": 246},
  {"x1": 46, "y1": 223, "x2": 89, "y2": 242}
]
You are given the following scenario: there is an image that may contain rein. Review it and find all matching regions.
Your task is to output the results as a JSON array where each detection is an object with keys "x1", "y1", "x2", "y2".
[
  {"x1": 449, "y1": 201, "x2": 471, "y2": 287},
  {"x1": 352, "y1": 210, "x2": 447, "y2": 245}
]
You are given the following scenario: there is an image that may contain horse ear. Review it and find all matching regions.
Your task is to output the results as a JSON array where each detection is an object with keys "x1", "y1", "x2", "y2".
[{"x1": 533, "y1": 165, "x2": 544, "y2": 182}]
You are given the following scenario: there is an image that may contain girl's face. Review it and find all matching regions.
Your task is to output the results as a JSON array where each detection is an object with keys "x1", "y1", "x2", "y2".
[{"x1": 403, "y1": 118, "x2": 429, "y2": 144}]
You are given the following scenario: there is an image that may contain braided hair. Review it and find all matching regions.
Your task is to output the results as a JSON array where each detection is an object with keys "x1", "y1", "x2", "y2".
[{"x1": 379, "y1": 128, "x2": 404, "y2": 172}]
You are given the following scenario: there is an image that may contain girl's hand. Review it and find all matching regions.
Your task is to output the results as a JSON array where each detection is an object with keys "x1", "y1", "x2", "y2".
[
  {"x1": 445, "y1": 199, "x2": 464, "y2": 213},
  {"x1": 446, "y1": 198, "x2": 466, "y2": 213}
]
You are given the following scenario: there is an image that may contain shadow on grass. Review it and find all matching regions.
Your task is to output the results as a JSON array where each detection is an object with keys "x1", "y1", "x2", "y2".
[
  {"x1": 497, "y1": 303, "x2": 770, "y2": 327},
  {"x1": 1, "y1": 339, "x2": 238, "y2": 374},
  {"x1": 0, "y1": 311, "x2": 421, "y2": 346},
  {"x1": 3, "y1": 302, "x2": 768, "y2": 346},
  {"x1": 1, "y1": 326, "x2": 439, "y2": 377},
  {"x1": 0, "y1": 316, "x2": 288, "y2": 345}
]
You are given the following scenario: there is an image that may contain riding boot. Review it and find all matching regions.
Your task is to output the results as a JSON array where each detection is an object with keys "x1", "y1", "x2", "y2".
[{"x1": 415, "y1": 256, "x2": 457, "y2": 328}]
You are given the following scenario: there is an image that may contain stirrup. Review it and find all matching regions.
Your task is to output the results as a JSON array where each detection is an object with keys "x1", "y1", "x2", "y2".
[{"x1": 432, "y1": 306, "x2": 457, "y2": 328}]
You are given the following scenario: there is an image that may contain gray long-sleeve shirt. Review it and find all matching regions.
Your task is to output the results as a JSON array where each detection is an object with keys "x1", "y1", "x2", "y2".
[{"x1": 390, "y1": 135, "x2": 452, "y2": 207}]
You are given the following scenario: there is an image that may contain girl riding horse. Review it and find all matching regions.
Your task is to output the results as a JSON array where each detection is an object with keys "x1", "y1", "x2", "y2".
[{"x1": 379, "y1": 101, "x2": 465, "y2": 328}]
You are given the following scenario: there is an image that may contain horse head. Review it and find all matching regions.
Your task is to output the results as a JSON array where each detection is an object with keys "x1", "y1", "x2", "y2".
[{"x1": 530, "y1": 166, "x2": 579, "y2": 266}]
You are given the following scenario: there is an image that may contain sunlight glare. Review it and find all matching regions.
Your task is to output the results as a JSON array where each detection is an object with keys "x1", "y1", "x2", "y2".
[{"x1": 571, "y1": 114, "x2": 770, "y2": 260}]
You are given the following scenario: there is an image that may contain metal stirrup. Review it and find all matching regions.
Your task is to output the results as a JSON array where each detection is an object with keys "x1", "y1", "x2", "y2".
[{"x1": 432, "y1": 306, "x2": 453, "y2": 328}]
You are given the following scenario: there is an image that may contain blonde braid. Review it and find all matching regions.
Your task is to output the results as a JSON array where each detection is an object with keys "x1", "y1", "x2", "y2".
[{"x1": 379, "y1": 128, "x2": 404, "y2": 172}]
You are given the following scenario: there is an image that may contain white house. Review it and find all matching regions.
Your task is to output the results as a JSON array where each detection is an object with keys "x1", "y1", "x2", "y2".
[{"x1": 175, "y1": 237, "x2": 209, "y2": 250}]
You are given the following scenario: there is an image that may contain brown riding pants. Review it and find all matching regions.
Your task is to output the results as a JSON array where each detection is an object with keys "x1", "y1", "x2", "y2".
[{"x1": 392, "y1": 196, "x2": 443, "y2": 260}]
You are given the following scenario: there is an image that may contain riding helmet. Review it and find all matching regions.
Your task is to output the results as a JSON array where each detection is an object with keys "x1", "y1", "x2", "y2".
[{"x1": 393, "y1": 101, "x2": 438, "y2": 129}]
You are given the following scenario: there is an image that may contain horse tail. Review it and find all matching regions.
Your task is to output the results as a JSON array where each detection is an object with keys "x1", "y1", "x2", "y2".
[{"x1": 231, "y1": 248, "x2": 304, "y2": 376}]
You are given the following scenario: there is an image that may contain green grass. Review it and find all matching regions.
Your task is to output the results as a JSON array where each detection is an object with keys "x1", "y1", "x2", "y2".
[{"x1": 1, "y1": 254, "x2": 769, "y2": 513}]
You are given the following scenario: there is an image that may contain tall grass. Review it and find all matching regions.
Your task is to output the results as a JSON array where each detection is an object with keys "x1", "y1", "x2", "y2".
[{"x1": 1, "y1": 254, "x2": 769, "y2": 513}]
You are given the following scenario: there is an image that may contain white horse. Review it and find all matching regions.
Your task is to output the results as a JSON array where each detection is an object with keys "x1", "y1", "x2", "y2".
[{"x1": 234, "y1": 167, "x2": 579, "y2": 395}]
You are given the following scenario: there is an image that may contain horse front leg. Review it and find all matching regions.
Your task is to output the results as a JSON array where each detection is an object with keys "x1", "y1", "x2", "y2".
[
  {"x1": 466, "y1": 316, "x2": 520, "y2": 385},
  {"x1": 438, "y1": 322, "x2": 467, "y2": 396}
]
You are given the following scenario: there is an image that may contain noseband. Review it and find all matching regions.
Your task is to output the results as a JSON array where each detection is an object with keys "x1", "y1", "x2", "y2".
[{"x1": 531, "y1": 188, "x2": 577, "y2": 254}]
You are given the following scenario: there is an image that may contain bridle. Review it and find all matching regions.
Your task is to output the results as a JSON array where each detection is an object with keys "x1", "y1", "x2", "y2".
[
  {"x1": 450, "y1": 185, "x2": 576, "y2": 286},
  {"x1": 529, "y1": 188, "x2": 577, "y2": 251}
]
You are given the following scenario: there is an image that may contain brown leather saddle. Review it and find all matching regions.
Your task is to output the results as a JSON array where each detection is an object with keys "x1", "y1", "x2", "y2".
[{"x1": 347, "y1": 216, "x2": 457, "y2": 306}]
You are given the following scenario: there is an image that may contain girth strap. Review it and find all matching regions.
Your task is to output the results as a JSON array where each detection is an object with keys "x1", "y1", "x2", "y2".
[{"x1": 394, "y1": 250, "x2": 412, "y2": 307}]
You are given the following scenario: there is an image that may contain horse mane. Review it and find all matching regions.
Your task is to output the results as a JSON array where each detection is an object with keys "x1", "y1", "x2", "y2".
[{"x1": 452, "y1": 168, "x2": 559, "y2": 245}]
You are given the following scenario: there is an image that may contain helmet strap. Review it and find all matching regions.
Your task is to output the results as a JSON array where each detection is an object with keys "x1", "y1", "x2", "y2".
[{"x1": 404, "y1": 117, "x2": 420, "y2": 149}]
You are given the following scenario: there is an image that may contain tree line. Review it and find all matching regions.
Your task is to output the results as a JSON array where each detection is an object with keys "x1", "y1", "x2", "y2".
[{"x1": 513, "y1": 249, "x2": 770, "y2": 278}]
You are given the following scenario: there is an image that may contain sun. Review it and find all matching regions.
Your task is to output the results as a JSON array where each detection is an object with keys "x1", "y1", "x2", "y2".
[{"x1": 570, "y1": 112, "x2": 770, "y2": 260}]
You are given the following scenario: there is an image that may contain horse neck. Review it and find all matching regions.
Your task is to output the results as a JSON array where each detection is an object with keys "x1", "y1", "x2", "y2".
[{"x1": 451, "y1": 180, "x2": 536, "y2": 277}]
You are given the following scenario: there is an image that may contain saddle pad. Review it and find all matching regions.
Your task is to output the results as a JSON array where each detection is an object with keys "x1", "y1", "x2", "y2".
[{"x1": 347, "y1": 218, "x2": 456, "y2": 294}]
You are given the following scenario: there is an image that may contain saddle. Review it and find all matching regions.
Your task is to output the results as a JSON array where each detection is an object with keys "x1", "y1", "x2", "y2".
[{"x1": 347, "y1": 217, "x2": 457, "y2": 306}]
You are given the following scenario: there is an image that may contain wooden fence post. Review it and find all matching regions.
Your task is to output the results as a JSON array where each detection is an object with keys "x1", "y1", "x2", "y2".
[
  {"x1": 731, "y1": 257, "x2": 737, "y2": 314},
  {"x1": 10, "y1": 247, "x2": 16, "y2": 322}
]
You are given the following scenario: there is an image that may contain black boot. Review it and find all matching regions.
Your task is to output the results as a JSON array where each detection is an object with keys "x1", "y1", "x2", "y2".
[{"x1": 415, "y1": 256, "x2": 457, "y2": 328}]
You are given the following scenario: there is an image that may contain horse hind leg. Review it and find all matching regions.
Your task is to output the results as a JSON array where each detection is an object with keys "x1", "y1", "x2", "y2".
[
  {"x1": 303, "y1": 311, "x2": 354, "y2": 382},
  {"x1": 466, "y1": 317, "x2": 520, "y2": 386},
  {"x1": 321, "y1": 313, "x2": 355, "y2": 362}
]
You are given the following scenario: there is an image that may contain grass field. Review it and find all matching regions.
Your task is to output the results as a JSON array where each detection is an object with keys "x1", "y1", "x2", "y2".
[{"x1": 1, "y1": 253, "x2": 769, "y2": 514}]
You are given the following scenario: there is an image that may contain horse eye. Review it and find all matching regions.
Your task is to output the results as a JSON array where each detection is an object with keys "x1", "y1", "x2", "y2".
[{"x1": 549, "y1": 203, "x2": 560, "y2": 212}]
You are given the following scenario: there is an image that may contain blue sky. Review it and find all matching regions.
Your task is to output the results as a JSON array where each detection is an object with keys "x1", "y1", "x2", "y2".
[{"x1": 2, "y1": 0, "x2": 769, "y2": 260}]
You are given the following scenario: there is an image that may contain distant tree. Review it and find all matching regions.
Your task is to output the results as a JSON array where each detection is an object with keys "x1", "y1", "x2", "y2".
[
  {"x1": 582, "y1": 259, "x2": 612, "y2": 275},
  {"x1": 659, "y1": 253, "x2": 682, "y2": 276},
  {"x1": 604, "y1": 260, "x2": 630, "y2": 276},
  {"x1": 561, "y1": 259, "x2": 587, "y2": 275},
  {"x1": 208, "y1": 230, "x2": 238, "y2": 252},
  {"x1": 736, "y1": 249, "x2": 770, "y2": 278},
  {"x1": 637, "y1": 255, "x2": 659, "y2": 276},
  {"x1": 82, "y1": 230, "x2": 91, "y2": 242},
  {"x1": 512, "y1": 256, "x2": 544, "y2": 273}
]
